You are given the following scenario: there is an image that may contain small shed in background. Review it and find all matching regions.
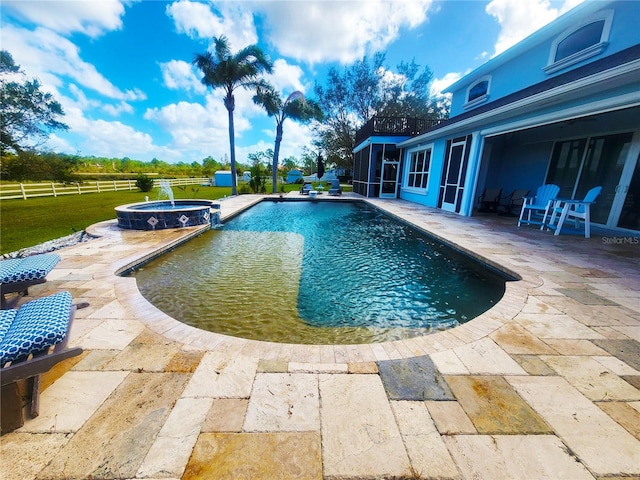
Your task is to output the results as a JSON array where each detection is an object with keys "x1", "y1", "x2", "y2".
[{"x1": 214, "y1": 171, "x2": 233, "y2": 187}]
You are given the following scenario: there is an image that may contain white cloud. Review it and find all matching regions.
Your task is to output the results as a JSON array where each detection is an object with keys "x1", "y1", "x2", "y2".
[
  {"x1": 486, "y1": 0, "x2": 586, "y2": 56},
  {"x1": 2, "y1": 25, "x2": 146, "y2": 102},
  {"x1": 2, "y1": 0, "x2": 129, "y2": 38},
  {"x1": 166, "y1": 0, "x2": 258, "y2": 49},
  {"x1": 102, "y1": 102, "x2": 134, "y2": 116},
  {"x1": 267, "y1": 59, "x2": 308, "y2": 95},
  {"x1": 160, "y1": 60, "x2": 207, "y2": 94},
  {"x1": 257, "y1": 0, "x2": 434, "y2": 64},
  {"x1": 144, "y1": 95, "x2": 235, "y2": 157},
  {"x1": 431, "y1": 71, "x2": 464, "y2": 96},
  {"x1": 49, "y1": 93, "x2": 165, "y2": 158}
]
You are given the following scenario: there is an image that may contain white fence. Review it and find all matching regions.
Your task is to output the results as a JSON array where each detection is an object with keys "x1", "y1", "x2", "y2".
[{"x1": 0, "y1": 177, "x2": 211, "y2": 201}]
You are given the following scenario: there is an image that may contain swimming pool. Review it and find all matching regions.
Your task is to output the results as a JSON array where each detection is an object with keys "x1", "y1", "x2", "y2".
[{"x1": 131, "y1": 201, "x2": 509, "y2": 344}]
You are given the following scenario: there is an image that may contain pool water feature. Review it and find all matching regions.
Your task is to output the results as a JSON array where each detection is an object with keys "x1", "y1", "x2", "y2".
[
  {"x1": 131, "y1": 201, "x2": 509, "y2": 344},
  {"x1": 115, "y1": 199, "x2": 220, "y2": 230}
]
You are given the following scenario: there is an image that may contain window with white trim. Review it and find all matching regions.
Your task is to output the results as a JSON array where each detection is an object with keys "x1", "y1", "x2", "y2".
[
  {"x1": 405, "y1": 146, "x2": 432, "y2": 191},
  {"x1": 464, "y1": 76, "x2": 491, "y2": 109},
  {"x1": 545, "y1": 10, "x2": 613, "y2": 74}
]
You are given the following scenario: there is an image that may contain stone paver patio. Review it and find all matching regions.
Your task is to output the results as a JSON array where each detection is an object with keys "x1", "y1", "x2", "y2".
[{"x1": 1, "y1": 193, "x2": 639, "y2": 480}]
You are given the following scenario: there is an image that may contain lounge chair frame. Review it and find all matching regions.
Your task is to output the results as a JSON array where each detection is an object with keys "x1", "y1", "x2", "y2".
[{"x1": 477, "y1": 188, "x2": 502, "y2": 212}]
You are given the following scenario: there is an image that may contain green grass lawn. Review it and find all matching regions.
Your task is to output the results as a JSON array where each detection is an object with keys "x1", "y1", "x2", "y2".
[
  {"x1": 0, "y1": 183, "x2": 344, "y2": 254},
  {"x1": 0, "y1": 186, "x2": 234, "y2": 254}
]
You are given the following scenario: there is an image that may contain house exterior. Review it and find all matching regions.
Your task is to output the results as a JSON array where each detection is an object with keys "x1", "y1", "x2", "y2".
[{"x1": 353, "y1": 0, "x2": 640, "y2": 233}]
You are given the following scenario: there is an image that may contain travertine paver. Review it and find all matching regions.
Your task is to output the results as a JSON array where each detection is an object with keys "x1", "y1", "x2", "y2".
[
  {"x1": 0, "y1": 433, "x2": 71, "y2": 480},
  {"x1": 444, "y1": 435, "x2": 596, "y2": 479},
  {"x1": 541, "y1": 338, "x2": 609, "y2": 355},
  {"x1": 75, "y1": 319, "x2": 145, "y2": 349},
  {"x1": 445, "y1": 375, "x2": 552, "y2": 434},
  {"x1": 592, "y1": 355, "x2": 640, "y2": 375},
  {"x1": 202, "y1": 399, "x2": 248, "y2": 432},
  {"x1": 596, "y1": 401, "x2": 640, "y2": 440},
  {"x1": 450, "y1": 337, "x2": 527, "y2": 375},
  {"x1": 507, "y1": 375, "x2": 640, "y2": 476},
  {"x1": 510, "y1": 354, "x2": 557, "y2": 375},
  {"x1": 490, "y1": 323, "x2": 559, "y2": 355},
  {"x1": 244, "y1": 373, "x2": 320, "y2": 432},
  {"x1": 136, "y1": 397, "x2": 213, "y2": 478},
  {"x1": 183, "y1": 432, "x2": 322, "y2": 480},
  {"x1": 37, "y1": 372, "x2": 189, "y2": 479},
  {"x1": 517, "y1": 313, "x2": 605, "y2": 339},
  {"x1": 429, "y1": 349, "x2": 470, "y2": 374},
  {"x1": 425, "y1": 400, "x2": 476, "y2": 434},
  {"x1": 182, "y1": 350, "x2": 259, "y2": 398},
  {"x1": 377, "y1": 355, "x2": 455, "y2": 400},
  {"x1": 555, "y1": 287, "x2": 619, "y2": 305},
  {"x1": 391, "y1": 400, "x2": 460, "y2": 478},
  {"x1": 17, "y1": 371, "x2": 128, "y2": 433},
  {"x1": 591, "y1": 339, "x2": 640, "y2": 370},
  {"x1": 319, "y1": 373, "x2": 410, "y2": 478},
  {"x1": 540, "y1": 355, "x2": 640, "y2": 400}
]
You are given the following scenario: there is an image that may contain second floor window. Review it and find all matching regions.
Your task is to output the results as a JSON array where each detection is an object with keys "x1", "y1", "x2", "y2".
[
  {"x1": 545, "y1": 10, "x2": 612, "y2": 74},
  {"x1": 468, "y1": 81, "x2": 489, "y2": 102},
  {"x1": 555, "y1": 20, "x2": 605, "y2": 62},
  {"x1": 465, "y1": 76, "x2": 491, "y2": 108}
]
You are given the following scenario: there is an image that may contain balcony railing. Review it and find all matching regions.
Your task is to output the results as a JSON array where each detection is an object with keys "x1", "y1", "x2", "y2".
[{"x1": 355, "y1": 116, "x2": 442, "y2": 145}]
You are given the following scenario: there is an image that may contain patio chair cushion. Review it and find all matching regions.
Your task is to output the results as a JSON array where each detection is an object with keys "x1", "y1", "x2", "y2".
[
  {"x1": 0, "y1": 254, "x2": 60, "y2": 284},
  {"x1": 0, "y1": 291, "x2": 73, "y2": 364},
  {"x1": 0, "y1": 310, "x2": 17, "y2": 345}
]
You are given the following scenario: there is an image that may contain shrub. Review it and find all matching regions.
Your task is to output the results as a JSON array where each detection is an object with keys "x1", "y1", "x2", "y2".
[{"x1": 135, "y1": 173, "x2": 155, "y2": 192}]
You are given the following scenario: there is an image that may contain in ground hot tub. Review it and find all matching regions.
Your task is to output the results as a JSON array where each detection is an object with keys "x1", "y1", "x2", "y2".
[{"x1": 115, "y1": 200, "x2": 220, "y2": 230}]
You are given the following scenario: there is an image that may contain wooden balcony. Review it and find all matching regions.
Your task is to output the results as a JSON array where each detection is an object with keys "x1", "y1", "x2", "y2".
[{"x1": 355, "y1": 116, "x2": 442, "y2": 145}]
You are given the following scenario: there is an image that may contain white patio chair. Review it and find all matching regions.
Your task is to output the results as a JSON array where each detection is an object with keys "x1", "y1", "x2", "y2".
[{"x1": 545, "y1": 186, "x2": 602, "y2": 238}]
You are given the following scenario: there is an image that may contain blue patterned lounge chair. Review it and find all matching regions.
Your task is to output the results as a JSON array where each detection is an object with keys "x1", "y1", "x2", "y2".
[
  {"x1": 0, "y1": 291, "x2": 85, "y2": 432},
  {"x1": 0, "y1": 253, "x2": 60, "y2": 308}
]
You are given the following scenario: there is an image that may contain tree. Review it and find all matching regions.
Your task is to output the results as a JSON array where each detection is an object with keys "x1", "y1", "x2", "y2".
[
  {"x1": 253, "y1": 85, "x2": 323, "y2": 193},
  {"x1": 193, "y1": 36, "x2": 272, "y2": 196},
  {"x1": 202, "y1": 156, "x2": 221, "y2": 176},
  {"x1": 314, "y1": 53, "x2": 447, "y2": 168},
  {"x1": 2, "y1": 151, "x2": 78, "y2": 182},
  {"x1": 0, "y1": 50, "x2": 68, "y2": 155}
]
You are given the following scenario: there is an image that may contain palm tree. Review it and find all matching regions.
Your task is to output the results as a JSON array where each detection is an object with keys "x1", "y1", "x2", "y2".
[
  {"x1": 193, "y1": 36, "x2": 273, "y2": 195},
  {"x1": 253, "y1": 84, "x2": 323, "y2": 193}
]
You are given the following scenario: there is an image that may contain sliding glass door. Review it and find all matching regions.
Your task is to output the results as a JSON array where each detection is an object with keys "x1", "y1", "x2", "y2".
[{"x1": 546, "y1": 131, "x2": 639, "y2": 231}]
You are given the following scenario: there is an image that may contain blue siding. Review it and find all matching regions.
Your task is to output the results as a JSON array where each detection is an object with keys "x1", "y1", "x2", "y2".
[
  {"x1": 399, "y1": 141, "x2": 447, "y2": 207},
  {"x1": 449, "y1": 1, "x2": 640, "y2": 116}
]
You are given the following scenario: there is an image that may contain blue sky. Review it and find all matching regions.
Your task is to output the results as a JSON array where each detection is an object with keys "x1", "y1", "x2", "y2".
[{"x1": 1, "y1": 0, "x2": 584, "y2": 165}]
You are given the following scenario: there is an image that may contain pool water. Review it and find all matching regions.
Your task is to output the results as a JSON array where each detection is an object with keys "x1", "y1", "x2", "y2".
[{"x1": 132, "y1": 201, "x2": 508, "y2": 344}]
